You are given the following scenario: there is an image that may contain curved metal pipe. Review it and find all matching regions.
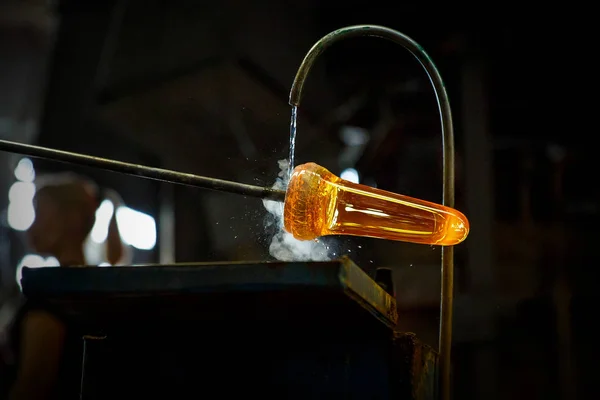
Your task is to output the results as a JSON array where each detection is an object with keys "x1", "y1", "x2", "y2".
[{"x1": 289, "y1": 25, "x2": 456, "y2": 400}]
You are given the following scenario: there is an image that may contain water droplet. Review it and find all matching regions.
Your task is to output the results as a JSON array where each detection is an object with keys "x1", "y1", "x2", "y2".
[
  {"x1": 369, "y1": 260, "x2": 374, "y2": 263},
  {"x1": 358, "y1": 245, "x2": 362, "y2": 249}
]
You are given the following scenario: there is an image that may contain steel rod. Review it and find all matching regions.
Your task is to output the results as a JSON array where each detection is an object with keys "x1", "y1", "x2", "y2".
[
  {"x1": 290, "y1": 25, "x2": 456, "y2": 400},
  {"x1": 0, "y1": 139, "x2": 287, "y2": 202}
]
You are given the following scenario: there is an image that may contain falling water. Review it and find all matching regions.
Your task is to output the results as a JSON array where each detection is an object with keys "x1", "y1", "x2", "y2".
[
  {"x1": 261, "y1": 105, "x2": 336, "y2": 261},
  {"x1": 288, "y1": 106, "x2": 298, "y2": 178}
]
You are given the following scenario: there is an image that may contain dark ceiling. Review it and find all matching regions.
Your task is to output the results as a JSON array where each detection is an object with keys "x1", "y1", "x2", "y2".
[{"x1": 28, "y1": 0, "x2": 572, "y2": 213}]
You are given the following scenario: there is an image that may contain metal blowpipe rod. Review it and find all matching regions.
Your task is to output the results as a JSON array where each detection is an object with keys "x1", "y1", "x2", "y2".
[{"x1": 0, "y1": 139, "x2": 286, "y2": 202}]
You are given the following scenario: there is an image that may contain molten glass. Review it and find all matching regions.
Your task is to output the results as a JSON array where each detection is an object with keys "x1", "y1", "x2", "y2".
[{"x1": 283, "y1": 163, "x2": 469, "y2": 246}]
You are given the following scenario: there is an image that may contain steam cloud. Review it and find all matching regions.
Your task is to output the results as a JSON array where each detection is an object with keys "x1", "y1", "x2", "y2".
[{"x1": 263, "y1": 159, "x2": 332, "y2": 261}]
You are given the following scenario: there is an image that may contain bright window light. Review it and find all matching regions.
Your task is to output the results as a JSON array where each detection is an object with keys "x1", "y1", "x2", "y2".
[
  {"x1": 8, "y1": 181, "x2": 35, "y2": 203},
  {"x1": 90, "y1": 200, "x2": 115, "y2": 243},
  {"x1": 340, "y1": 168, "x2": 360, "y2": 184},
  {"x1": 8, "y1": 159, "x2": 37, "y2": 231},
  {"x1": 15, "y1": 254, "x2": 59, "y2": 287},
  {"x1": 8, "y1": 202, "x2": 35, "y2": 231},
  {"x1": 7, "y1": 181, "x2": 36, "y2": 231},
  {"x1": 14, "y1": 158, "x2": 35, "y2": 183},
  {"x1": 115, "y1": 206, "x2": 156, "y2": 250}
]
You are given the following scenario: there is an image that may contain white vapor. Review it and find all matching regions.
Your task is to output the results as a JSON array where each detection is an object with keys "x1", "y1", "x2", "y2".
[{"x1": 262, "y1": 159, "x2": 332, "y2": 262}]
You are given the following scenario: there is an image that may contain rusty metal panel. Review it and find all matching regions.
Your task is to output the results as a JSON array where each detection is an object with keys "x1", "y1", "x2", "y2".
[
  {"x1": 339, "y1": 259, "x2": 399, "y2": 327},
  {"x1": 20, "y1": 257, "x2": 398, "y2": 329},
  {"x1": 392, "y1": 332, "x2": 439, "y2": 400},
  {"x1": 17, "y1": 259, "x2": 443, "y2": 399}
]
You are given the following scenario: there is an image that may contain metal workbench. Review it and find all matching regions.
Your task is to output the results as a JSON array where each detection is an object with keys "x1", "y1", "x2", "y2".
[{"x1": 20, "y1": 258, "x2": 438, "y2": 399}]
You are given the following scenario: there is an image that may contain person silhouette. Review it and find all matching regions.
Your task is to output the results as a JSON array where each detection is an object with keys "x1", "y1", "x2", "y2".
[{"x1": 5, "y1": 173, "x2": 129, "y2": 399}]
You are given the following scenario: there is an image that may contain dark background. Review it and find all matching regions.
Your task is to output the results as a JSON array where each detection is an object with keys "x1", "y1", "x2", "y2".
[{"x1": 0, "y1": 1, "x2": 592, "y2": 399}]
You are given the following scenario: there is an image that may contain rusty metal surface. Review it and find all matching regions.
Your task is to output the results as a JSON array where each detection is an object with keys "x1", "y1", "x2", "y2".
[
  {"x1": 18, "y1": 259, "x2": 444, "y2": 399},
  {"x1": 20, "y1": 257, "x2": 398, "y2": 329},
  {"x1": 392, "y1": 332, "x2": 439, "y2": 400},
  {"x1": 19, "y1": 258, "x2": 404, "y2": 399},
  {"x1": 76, "y1": 329, "x2": 438, "y2": 399},
  {"x1": 339, "y1": 258, "x2": 398, "y2": 326}
]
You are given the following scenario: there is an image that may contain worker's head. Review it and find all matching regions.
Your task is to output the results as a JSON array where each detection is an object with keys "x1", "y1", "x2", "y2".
[{"x1": 26, "y1": 174, "x2": 124, "y2": 265}]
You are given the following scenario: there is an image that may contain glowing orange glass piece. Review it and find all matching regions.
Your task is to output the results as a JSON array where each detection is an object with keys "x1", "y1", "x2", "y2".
[{"x1": 283, "y1": 163, "x2": 469, "y2": 246}]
